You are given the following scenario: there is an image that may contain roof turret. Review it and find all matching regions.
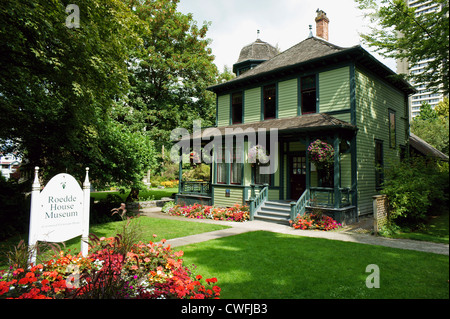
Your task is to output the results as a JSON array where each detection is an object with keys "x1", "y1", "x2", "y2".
[{"x1": 232, "y1": 32, "x2": 278, "y2": 75}]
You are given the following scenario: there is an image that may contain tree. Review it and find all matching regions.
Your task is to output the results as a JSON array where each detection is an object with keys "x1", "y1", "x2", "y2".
[
  {"x1": 435, "y1": 97, "x2": 449, "y2": 118},
  {"x1": 354, "y1": 0, "x2": 449, "y2": 95},
  {"x1": 415, "y1": 102, "x2": 438, "y2": 121},
  {"x1": 216, "y1": 65, "x2": 236, "y2": 84},
  {"x1": 124, "y1": 0, "x2": 218, "y2": 153},
  {"x1": 411, "y1": 102, "x2": 449, "y2": 155},
  {"x1": 0, "y1": 0, "x2": 155, "y2": 187}
]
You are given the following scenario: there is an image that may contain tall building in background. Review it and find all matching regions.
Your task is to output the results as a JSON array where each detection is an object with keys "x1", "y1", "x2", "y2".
[{"x1": 397, "y1": 0, "x2": 445, "y2": 118}]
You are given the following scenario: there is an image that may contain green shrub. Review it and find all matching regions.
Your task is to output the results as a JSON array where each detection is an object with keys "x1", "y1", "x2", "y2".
[
  {"x1": 0, "y1": 177, "x2": 30, "y2": 240},
  {"x1": 381, "y1": 157, "x2": 449, "y2": 226},
  {"x1": 90, "y1": 194, "x2": 124, "y2": 224},
  {"x1": 161, "y1": 200, "x2": 176, "y2": 213}
]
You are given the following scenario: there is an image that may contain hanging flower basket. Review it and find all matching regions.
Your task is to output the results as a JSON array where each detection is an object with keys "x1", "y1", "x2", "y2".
[
  {"x1": 307, "y1": 139, "x2": 334, "y2": 169},
  {"x1": 248, "y1": 144, "x2": 269, "y2": 166}
]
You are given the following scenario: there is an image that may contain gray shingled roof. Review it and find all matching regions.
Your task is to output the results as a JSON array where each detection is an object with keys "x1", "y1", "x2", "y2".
[
  {"x1": 236, "y1": 39, "x2": 279, "y2": 63},
  {"x1": 234, "y1": 36, "x2": 346, "y2": 81},
  {"x1": 409, "y1": 133, "x2": 449, "y2": 160},
  {"x1": 208, "y1": 36, "x2": 416, "y2": 95},
  {"x1": 187, "y1": 113, "x2": 356, "y2": 141}
]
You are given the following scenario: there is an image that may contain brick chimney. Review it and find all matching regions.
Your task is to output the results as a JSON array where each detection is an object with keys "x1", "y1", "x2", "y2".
[{"x1": 315, "y1": 9, "x2": 329, "y2": 41}]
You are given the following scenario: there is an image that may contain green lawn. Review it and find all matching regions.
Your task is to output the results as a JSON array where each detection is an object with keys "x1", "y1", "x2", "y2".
[
  {"x1": 383, "y1": 209, "x2": 449, "y2": 244},
  {"x1": 1, "y1": 216, "x2": 448, "y2": 299},
  {"x1": 180, "y1": 231, "x2": 449, "y2": 299},
  {"x1": 0, "y1": 217, "x2": 229, "y2": 270},
  {"x1": 90, "y1": 187, "x2": 178, "y2": 201}
]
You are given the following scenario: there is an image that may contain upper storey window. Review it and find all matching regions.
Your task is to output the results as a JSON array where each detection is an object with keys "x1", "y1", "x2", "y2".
[
  {"x1": 263, "y1": 84, "x2": 276, "y2": 119},
  {"x1": 389, "y1": 109, "x2": 396, "y2": 148},
  {"x1": 301, "y1": 75, "x2": 316, "y2": 114},
  {"x1": 231, "y1": 92, "x2": 243, "y2": 124}
]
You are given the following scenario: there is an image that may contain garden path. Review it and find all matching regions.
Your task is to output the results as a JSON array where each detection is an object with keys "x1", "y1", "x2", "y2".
[{"x1": 139, "y1": 207, "x2": 449, "y2": 256}]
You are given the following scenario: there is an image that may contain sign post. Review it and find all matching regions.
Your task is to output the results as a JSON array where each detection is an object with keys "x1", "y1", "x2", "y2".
[
  {"x1": 81, "y1": 168, "x2": 90, "y2": 256},
  {"x1": 28, "y1": 167, "x2": 90, "y2": 266}
]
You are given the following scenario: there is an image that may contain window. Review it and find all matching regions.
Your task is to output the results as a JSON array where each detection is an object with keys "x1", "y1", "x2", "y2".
[
  {"x1": 230, "y1": 146, "x2": 243, "y2": 184},
  {"x1": 389, "y1": 110, "x2": 396, "y2": 148},
  {"x1": 253, "y1": 143, "x2": 271, "y2": 185},
  {"x1": 263, "y1": 84, "x2": 276, "y2": 119},
  {"x1": 255, "y1": 165, "x2": 271, "y2": 185},
  {"x1": 375, "y1": 140, "x2": 384, "y2": 189},
  {"x1": 216, "y1": 146, "x2": 226, "y2": 184},
  {"x1": 231, "y1": 92, "x2": 243, "y2": 124},
  {"x1": 301, "y1": 75, "x2": 316, "y2": 114}
]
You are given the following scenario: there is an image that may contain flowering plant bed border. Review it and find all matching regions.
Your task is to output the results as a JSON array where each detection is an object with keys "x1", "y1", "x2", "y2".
[
  {"x1": 167, "y1": 204, "x2": 250, "y2": 222},
  {"x1": 1, "y1": 233, "x2": 220, "y2": 299},
  {"x1": 289, "y1": 213, "x2": 342, "y2": 231}
]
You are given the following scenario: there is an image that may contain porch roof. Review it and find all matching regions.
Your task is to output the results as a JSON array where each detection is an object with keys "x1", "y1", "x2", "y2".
[
  {"x1": 409, "y1": 133, "x2": 449, "y2": 161},
  {"x1": 188, "y1": 113, "x2": 356, "y2": 141}
]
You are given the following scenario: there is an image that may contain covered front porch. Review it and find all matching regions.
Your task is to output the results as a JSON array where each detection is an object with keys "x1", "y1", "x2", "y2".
[{"x1": 175, "y1": 113, "x2": 358, "y2": 225}]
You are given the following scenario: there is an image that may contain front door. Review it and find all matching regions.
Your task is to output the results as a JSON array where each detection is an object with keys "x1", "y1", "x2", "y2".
[{"x1": 289, "y1": 155, "x2": 306, "y2": 200}]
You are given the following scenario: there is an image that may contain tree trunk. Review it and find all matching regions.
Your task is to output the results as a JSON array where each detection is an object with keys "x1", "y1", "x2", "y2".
[{"x1": 126, "y1": 187, "x2": 140, "y2": 202}]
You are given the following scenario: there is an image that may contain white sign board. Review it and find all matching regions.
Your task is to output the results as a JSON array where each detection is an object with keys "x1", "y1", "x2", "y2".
[
  {"x1": 28, "y1": 167, "x2": 90, "y2": 265},
  {"x1": 37, "y1": 173, "x2": 84, "y2": 242}
]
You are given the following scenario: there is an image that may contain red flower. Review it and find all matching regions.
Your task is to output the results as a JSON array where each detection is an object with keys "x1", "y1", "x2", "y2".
[
  {"x1": 206, "y1": 277, "x2": 217, "y2": 284},
  {"x1": 18, "y1": 278, "x2": 29, "y2": 285}
]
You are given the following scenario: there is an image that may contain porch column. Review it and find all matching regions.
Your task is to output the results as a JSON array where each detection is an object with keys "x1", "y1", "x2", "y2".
[
  {"x1": 305, "y1": 136, "x2": 310, "y2": 191},
  {"x1": 178, "y1": 159, "x2": 183, "y2": 194},
  {"x1": 351, "y1": 134, "x2": 357, "y2": 209},
  {"x1": 333, "y1": 134, "x2": 340, "y2": 208}
]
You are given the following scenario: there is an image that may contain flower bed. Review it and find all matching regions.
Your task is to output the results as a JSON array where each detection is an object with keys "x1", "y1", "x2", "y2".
[
  {"x1": 167, "y1": 204, "x2": 250, "y2": 222},
  {"x1": 0, "y1": 236, "x2": 220, "y2": 299},
  {"x1": 289, "y1": 213, "x2": 341, "y2": 231}
]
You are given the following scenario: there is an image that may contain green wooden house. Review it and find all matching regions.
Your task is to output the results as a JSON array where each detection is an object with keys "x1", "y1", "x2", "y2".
[{"x1": 175, "y1": 12, "x2": 415, "y2": 225}]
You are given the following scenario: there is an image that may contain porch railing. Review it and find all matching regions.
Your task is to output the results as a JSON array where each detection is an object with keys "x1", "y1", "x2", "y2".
[
  {"x1": 179, "y1": 181, "x2": 211, "y2": 196},
  {"x1": 290, "y1": 189, "x2": 310, "y2": 221},
  {"x1": 248, "y1": 183, "x2": 268, "y2": 220},
  {"x1": 290, "y1": 187, "x2": 352, "y2": 220},
  {"x1": 309, "y1": 187, "x2": 351, "y2": 208}
]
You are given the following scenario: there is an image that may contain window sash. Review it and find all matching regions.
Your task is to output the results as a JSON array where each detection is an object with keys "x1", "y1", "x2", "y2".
[
  {"x1": 255, "y1": 166, "x2": 271, "y2": 185},
  {"x1": 263, "y1": 84, "x2": 276, "y2": 119},
  {"x1": 301, "y1": 75, "x2": 316, "y2": 114},
  {"x1": 231, "y1": 163, "x2": 242, "y2": 184},
  {"x1": 231, "y1": 92, "x2": 243, "y2": 124},
  {"x1": 216, "y1": 147, "x2": 226, "y2": 184},
  {"x1": 230, "y1": 145, "x2": 242, "y2": 184},
  {"x1": 389, "y1": 110, "x2": 396, "y2": 148}
]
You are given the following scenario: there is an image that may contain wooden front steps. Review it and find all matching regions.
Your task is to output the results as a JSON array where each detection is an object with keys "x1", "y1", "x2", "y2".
[{"x1": 254, "y1": 200, "x2": 291, "y2": 225}]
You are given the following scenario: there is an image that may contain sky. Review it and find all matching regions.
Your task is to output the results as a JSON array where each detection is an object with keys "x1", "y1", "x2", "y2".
[{"x1": 177, "y1": 0, "x2": 396, "y2": 73}]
